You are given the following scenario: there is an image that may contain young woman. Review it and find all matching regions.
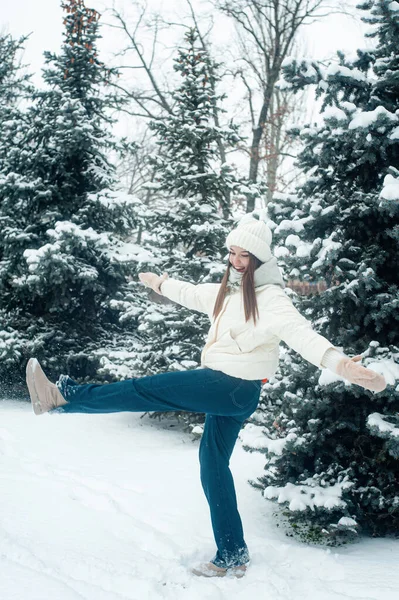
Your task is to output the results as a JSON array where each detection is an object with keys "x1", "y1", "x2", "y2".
[{"x1": 26, "y1": 217, "x2": 386, "y2": 579}]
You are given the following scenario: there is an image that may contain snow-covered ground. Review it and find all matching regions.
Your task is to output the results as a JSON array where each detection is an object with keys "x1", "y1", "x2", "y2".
[{"x1": 1, "y1": 399, "x2": 398, "y2": 600}]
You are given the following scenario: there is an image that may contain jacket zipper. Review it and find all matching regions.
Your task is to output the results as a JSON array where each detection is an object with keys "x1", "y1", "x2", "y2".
[{"x1": 201, "y1": 296, "x2": 232, "y2": 360}]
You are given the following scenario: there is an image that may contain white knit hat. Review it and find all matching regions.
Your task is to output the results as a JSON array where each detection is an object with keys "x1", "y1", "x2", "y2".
[{"x1": 225, "y1": 216, "x2": 273, "y2": 263}]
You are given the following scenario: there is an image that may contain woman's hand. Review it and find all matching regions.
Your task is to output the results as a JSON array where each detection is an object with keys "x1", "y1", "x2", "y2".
[
  {"x1": 336, "y1": 355, "x2": 386, "y2": 392},
  {"x1": 138, "y1": 272, "x2": 169, "y2": 295}
]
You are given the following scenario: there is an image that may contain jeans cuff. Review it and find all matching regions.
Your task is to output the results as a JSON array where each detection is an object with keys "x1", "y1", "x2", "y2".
[
  {"x1": 212, "y1": 547, "x2": 250, "y2": 569},
  {"x1": 56, "y1": 374, "x2": 78, "y2": 402}
]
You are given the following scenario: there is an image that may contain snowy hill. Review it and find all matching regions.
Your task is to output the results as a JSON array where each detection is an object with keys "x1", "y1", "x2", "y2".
[{"x1": 0, "y1": 400, "x2": 398, "y2": 600}]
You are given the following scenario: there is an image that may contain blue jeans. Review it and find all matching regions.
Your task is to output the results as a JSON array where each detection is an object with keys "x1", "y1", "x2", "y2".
[{"x1": 57, "y1": 367, "x2": 262, "y2": 568}]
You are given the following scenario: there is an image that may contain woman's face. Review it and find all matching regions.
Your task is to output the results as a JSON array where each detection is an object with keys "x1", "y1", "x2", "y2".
[{"x1": 229, "y1": 245, "x2": 250, "y2": 274}]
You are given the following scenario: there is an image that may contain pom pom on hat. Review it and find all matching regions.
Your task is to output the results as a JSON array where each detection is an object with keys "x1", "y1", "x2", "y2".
[{"x1": 225, "y1": 212, "x2": 273, "y2": 263}]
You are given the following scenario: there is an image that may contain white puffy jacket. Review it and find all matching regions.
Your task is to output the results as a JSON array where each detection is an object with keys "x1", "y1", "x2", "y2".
[{"x1": 160, "y1": 277, "x2": 334, "y2": 381}]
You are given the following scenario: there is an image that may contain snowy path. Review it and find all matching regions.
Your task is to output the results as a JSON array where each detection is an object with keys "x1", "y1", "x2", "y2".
[{"x1": 1, "y1": 400, "x2": 398, "y2": 600}]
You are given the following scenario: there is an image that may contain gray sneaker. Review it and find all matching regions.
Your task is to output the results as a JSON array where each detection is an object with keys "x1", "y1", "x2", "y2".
[{"x1": 26, "y1": 358, "x2": 67, "y2": 415}]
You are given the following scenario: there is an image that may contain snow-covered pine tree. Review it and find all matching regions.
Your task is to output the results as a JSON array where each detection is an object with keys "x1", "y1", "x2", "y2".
[
  {"x1": 133, "y1": 29, "x2": 264, "y2": 426},
  {"x1": 0, "y1": 0, "x2": 142, "y2": 384},
  {"x1": 0, "y1": 34, "x2": 35, "y2": 383},
  {"x1": 0, "y1": 33, "x2": 31, "y2": 165},
  {"x1": 241, "y1": 0, "x2": 399, "y2": 542}
]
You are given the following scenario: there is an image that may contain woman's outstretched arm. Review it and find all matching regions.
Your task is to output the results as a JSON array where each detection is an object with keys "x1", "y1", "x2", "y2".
[
  {"x1": 266, "y1": 289, "x2": 386, "y2": 393},
  {"x1": 138, "y1": 271, "x2": 218, "y2": 315}
]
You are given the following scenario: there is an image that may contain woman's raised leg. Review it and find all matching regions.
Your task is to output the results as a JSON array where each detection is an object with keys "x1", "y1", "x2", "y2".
[{"x1": 43, "y1": 365, "x2": 261, "y2": 418}]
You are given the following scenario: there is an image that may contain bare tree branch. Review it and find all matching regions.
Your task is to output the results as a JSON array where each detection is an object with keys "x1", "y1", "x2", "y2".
[
  {"x1": 214, "y1": 0, "x2": 332, "y2": 210},
  {"x1": 234, "y1": 69, "x2": 256, "y2": 128},
  {"x1": 109, "y1": 6, "x2": 173, "y2": 116}
]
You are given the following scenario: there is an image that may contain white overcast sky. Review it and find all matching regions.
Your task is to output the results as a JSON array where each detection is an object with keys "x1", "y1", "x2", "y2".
[{"x1": 2, "y1": 0, "x2": 370, "y2": 84}]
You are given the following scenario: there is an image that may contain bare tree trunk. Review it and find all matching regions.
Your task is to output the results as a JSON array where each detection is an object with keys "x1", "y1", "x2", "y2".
[
  {"x1": 265, "y1": 88, "x2": 287, "y2": 203},
  {"x1": 266, "y1": 90, "x2": 278, "y2": 204},
  {"x1": 248, "y1": 76, "x2": 279, "y2": 210}
]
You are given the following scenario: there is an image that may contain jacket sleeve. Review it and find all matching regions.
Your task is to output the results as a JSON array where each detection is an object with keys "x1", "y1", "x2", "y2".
[
  {"x1": 266, "y1": 289, "x2": 335, "y2": 368},
  {"x1": 160, "y1": 278, "x2": 219, "y2": 315}
]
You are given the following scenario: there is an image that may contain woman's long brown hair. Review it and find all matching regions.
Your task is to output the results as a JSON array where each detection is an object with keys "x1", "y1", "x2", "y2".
[{"x1": 213, "y1": 252, "x2": 262, "y2": 323}]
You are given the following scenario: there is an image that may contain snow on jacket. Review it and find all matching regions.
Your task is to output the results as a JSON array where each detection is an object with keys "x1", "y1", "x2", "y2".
[{"x1": 160, "y1": 277, "x2": 334, "y2": 381}]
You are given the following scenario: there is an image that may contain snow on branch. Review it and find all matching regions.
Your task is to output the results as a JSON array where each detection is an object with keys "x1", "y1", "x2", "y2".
[
  {"x1": 380, "y1": 173, "x2": 399, "y2": 201},
  {"x1": 367, "y1": 413, "x2": 399, "y2": 438},
  {"x1": 349, "y1": 106, "x2": 398, "y2": 130},
  {"x1": 264, "y1": 477, "x2": 354, "y2": 512}
]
